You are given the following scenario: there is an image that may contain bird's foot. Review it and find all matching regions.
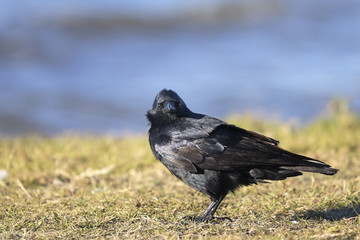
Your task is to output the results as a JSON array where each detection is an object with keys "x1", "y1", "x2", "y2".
[
  {"x1": 181, "y1": 215, "x2": 212, "y2": 222},
  {"x1": 181, "y1": 215, "x2": 232, "y2": 223}
]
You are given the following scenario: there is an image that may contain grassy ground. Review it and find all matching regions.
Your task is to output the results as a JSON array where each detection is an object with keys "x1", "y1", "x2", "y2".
[{"x1": 1, "y1": 101, "x2": 359, "y2": 239}]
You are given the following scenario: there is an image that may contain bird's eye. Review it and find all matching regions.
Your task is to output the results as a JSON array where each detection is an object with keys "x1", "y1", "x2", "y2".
[
  {"x1": 157, "y1": 101, "x2": 166, "y2": 108},
  {"x1": 158, "y1": 100, "x2": 176, "y2": 112}
]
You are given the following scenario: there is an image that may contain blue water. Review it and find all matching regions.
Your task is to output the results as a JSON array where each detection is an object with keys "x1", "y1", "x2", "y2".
[{"x1": 0, "y1": 0, "x2": 359, "y2": 136}]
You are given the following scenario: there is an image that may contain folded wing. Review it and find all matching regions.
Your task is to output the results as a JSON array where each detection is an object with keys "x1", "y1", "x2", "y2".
[{"x1": 155, "y1": 117, "x2": 337, "y2": 178}]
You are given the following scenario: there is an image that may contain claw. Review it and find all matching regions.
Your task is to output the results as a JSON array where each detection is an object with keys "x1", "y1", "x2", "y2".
[{"x1": 181, "y1": 215, "x2": 232, "y2": 223}]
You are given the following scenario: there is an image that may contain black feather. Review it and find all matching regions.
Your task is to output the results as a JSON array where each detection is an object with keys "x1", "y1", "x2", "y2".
[{"x1": 147, "y1": 89, "x2": 338, "y2": 222}]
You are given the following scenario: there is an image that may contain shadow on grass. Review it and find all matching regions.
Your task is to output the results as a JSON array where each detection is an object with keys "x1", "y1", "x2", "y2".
[{"x1": 297, "y1": 204, "x2": 360, "y2": 221}]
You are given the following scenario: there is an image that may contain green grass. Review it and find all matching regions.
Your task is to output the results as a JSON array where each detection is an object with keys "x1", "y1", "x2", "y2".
[{"x1": 1, "y1": 101, "x2": 359, "y2": 239}]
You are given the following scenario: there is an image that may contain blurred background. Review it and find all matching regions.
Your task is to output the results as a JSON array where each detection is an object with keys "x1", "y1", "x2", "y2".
[{"x1": 0, "y1": 0, "x2": 359, "y2": 136}]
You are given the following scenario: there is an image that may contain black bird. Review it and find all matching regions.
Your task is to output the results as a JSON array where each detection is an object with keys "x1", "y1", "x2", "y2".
[{"x1": 147, "y1": 89, "x2": 338, "y2": 222}]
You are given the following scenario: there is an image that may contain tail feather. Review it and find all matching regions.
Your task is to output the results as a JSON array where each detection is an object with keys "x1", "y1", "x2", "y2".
[
  {"x1": 282, "y1": 157, "x2": 339, "y2": 175},
  {"x1": 249, "y1": 157, "x2": 338, "y2": 182},
  {"x1": 280, "y1": 165, "x2": 338, "y2": 175}
]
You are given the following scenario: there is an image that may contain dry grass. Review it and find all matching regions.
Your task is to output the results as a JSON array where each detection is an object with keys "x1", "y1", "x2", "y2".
[{"x1": 1, "y1": 101, "x2": 359, "y2": 239}]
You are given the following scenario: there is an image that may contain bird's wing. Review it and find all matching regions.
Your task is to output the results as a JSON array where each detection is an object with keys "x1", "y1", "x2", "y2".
[{"x1": 157, "y1": 118, "x2": 331, "y2": 173}]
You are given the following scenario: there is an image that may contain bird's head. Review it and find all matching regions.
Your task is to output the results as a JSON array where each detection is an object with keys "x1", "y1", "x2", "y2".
[{"x1": 147, "y1": 89, "x2": 191, "y2": 125}]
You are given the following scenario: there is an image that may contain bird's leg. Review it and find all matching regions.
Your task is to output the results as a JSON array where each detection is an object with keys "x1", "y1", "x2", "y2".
[
  {"x1": 199, "y1": 201, "x2": 218, "y2": 220},
  {"x1": 195, "y1": 195, "x2": 226, "y2": 222}
]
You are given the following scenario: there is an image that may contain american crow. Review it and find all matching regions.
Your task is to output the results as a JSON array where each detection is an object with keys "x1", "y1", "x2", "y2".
[{"x1": 147, "y1": 89, "x2": 338, "y2": 222}]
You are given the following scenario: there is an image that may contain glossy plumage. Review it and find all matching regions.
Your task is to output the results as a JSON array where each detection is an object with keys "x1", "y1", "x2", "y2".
[{"x1": 147, "y1": 89, "x2": 338, "y2": 221}]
